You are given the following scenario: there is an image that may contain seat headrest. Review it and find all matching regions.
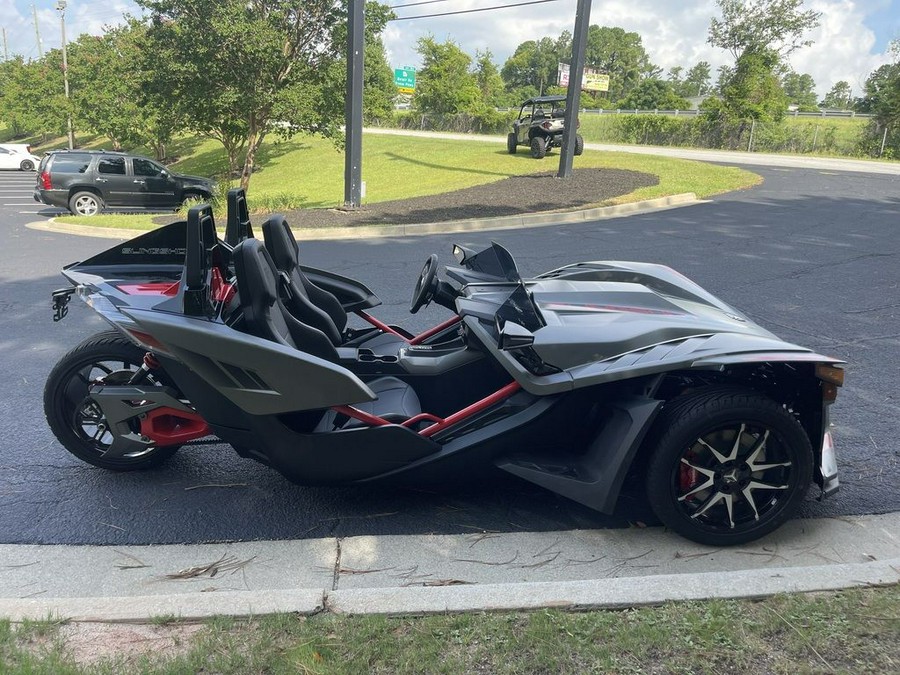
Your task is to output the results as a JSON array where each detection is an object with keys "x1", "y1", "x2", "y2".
[
  {"x1": 261, "y1": 215, "x2": 298, "y2": 272},
  {"x1": 233, "y1": 238, "x2": 279, "y2": 307}
]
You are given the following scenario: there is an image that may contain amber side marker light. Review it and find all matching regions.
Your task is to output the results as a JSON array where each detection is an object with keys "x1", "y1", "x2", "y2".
[
  {"x1": 815, "y1": 364, "x2": 845, "y2": 386},
  {"x1": 816, "y1": 364, "x2": 844, "y2": 402}
]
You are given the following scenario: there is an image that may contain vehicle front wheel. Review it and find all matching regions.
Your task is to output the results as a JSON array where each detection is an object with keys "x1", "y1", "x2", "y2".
[
  {"x1": 43, "y1": 331, "x2": 181, "y2": 471},
  {"x1": 574, "y1": 134, "x2": 584, "y2": 156},
  {"x1": 69, "y1": 191, "x2": 103, "y2": 217},
  {"x1": 645, "y1": 388, "x2": 812, "y2": 546},
  {"x1": 507, "y1": 133, "x2": 518, "y2": 154},
  {"x1": 530, "y1": 136, "x2": 547, "y2": 159},
  {"x1": 20, "y1": 159, "x2": 34, "y2": 171}
]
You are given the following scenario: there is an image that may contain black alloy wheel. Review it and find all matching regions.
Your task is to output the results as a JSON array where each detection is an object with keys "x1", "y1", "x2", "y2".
[
  {"x1": 645, "y1": 388, "x2": 813, "y2": 546},
  {"x1": 44, "y1": 331, "x2": 181, "y2": 470},
  {"x1": 507, "y1": 132, "x2": 518, "y2": 154}
]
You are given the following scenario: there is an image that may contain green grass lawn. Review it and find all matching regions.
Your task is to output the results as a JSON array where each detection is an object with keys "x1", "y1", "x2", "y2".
[
  {"x1": 2, "y1": 586, "x2": 898, "y2": 673},
  {"x1": 51, "y1": 133, "x2": 759, "y2": 230}
]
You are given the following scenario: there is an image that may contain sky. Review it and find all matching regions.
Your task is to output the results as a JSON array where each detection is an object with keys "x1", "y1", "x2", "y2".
[{"x1": 3, "y1": 0, "x2": 898, "y2": 98}]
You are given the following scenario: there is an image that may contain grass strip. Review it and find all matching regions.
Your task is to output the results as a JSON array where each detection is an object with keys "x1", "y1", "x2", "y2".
[
  {"x1": 1, "y1": 585, "x2": 898, "y2": 673},
  {"x1": 50, "y1": 133, "x2": 758, "y2": 230}
]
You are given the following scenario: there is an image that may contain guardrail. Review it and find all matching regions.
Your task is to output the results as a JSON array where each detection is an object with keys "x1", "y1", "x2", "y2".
[{"x1": 495, "y1": 108, "x2": 871, "y2": 119}]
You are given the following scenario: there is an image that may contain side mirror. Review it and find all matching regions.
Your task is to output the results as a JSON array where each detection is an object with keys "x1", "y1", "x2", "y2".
[
  {"x1": 160, "y1": 170, "x2": 169, "y2": 177},
  {"x1": 498, "y1": 321, "x2": 534, "y2": 351},
  {"x1": 452, "y1": 244, "x2": 476, "y2": 264}
]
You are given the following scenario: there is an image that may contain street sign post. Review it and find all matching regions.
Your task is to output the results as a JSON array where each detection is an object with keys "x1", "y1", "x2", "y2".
[{"x1": 394, "y1": 67, "x2": 416, "y2": 95}]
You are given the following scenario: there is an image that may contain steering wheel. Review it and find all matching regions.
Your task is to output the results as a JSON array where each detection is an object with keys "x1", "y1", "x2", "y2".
[{"x1": 410, "y1": 254, "x2": 439, "y2": 314}]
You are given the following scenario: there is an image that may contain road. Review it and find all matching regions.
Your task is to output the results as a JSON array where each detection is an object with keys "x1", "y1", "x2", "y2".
[{"x1": 0, "y1": 164, "x2": 897, "y2": 545}]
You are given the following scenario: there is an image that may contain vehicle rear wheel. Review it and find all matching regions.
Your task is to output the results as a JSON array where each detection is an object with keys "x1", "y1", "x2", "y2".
[
  {"x1": 20, "y1": 159, "x2": 34, "y2": 171},
  {"x1": 574, "y1": 134, "x2": 584, "y2": 156},
  {"x1": 69, "y1": 191, "x2": 103, "y2": 217},
  {"x1": 645, "y1": 388, "x2": 812, "y2": 546},
  {"x1": 507, "y1": 133, "x2": 518, "y2": 154},
  {"x1": 44, "y1": 331, "x2": 181, "y2": 471},
  {"x1": 530, "y1": 136, "x2": 547, "y2": 159}
]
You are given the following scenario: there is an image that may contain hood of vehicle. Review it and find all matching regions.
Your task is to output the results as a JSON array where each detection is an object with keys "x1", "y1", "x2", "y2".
[
  {"x1": 173, "y1": 172, "x2": 214, "y2": 187},
  {"x1": 521, "y1": 261, "x2": 800, "y2": 370}
]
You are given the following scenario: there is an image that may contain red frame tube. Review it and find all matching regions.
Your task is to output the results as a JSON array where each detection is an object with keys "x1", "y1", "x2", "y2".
[
  {"x1": 420, "y1": 381, "x2": 522, "y2": 438},
  {"x1": 408, "y1": 316, "x2": 462, "y2": 345},
  {"x1": 329, "y1": 381, "x2": 523, "y2": 438},
  {"x1": 355, "y1": 311, "x2": 410, "y2": 341},
  {"x1": 355, "y1": 312, "x2": 462, "y2": 345},
  {"x1": 331, "y1": 405, "x2": 391, "y2": 427}
]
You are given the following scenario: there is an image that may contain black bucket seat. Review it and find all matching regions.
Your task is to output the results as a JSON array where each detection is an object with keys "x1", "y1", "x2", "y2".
[
  {"x1": 261, "y1": 215, "x2": 406, "y2": 352},
  {"x1": 231, "y1": 238, "x2": 420, "y2": 423}
]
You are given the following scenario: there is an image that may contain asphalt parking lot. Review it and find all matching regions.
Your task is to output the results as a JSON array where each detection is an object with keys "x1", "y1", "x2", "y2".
[{"x1": 0, "y1": 164, "x2": 897, "y2": 545}]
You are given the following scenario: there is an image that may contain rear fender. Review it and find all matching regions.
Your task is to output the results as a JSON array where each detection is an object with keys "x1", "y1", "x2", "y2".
[{"x1": 122, "y1": 307, "x2": 376, "y2": 415}]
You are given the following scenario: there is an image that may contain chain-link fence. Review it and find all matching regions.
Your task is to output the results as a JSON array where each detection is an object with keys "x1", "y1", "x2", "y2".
[{"x1": 369, "y1": 111, "x2": 894, "y2": 159}]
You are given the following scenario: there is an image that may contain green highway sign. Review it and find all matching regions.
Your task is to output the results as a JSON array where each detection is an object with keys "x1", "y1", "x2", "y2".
[{"x1": 394, "y1": 67, "x2": 416, "y2": 94}]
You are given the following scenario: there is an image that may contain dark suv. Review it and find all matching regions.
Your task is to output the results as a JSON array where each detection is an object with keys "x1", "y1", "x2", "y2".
[{"x1": 34, "y1": 150, "x2": 215, "y2": 216}]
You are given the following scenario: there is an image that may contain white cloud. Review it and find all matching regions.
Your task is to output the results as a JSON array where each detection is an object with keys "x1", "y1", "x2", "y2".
[
  {"x1": 383, "y1": 0, "x2": 893, "y2": 96},
  {"x1": 3, "y1": 0, "x2": 891, "y2": 98}
]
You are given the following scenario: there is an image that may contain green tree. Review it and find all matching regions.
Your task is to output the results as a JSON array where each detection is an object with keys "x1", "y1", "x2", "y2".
[
  {"x1": 500, "y1": 37, "x2": 561, "y2": 94},
  {"x1": 820, "y1": 80, "x2": 852, "y2": 109},
  {"x1": 684, "y1": 61, "x2": 712, "y2": 98},
  {"x1": 414, "y1": 37, "x2": 481, "y2": 114},
  {"x1": 708, "y1": 0, "x2": 822, "y2": 59},
  {"x1": 68, "y1": 24, "x2": 184, "y2": 158},
  {"x1": 0, "y1": 54, "x2": 68, "y2": 140},
  {"x1": 137, "y1": 0, "x2": 348, "y2": 189},
  {"x1": 474, "y1": 50, "x2": 506, "y2": 108},
  {"x1": 618, "y1": 79, "x2": 691, "y2": 110},
  {"x1": 361, "y1": 32, "x2": 396, "y2": 120},
  {"x1": 781, "y1": 71, "x2": 817, "y2": 110},
  {"x1": 584, "y1": 26, "x2": 656, "y2": 102},
  {"x1": 704, "y1": 49, "x2": 788, "y2": 122}
]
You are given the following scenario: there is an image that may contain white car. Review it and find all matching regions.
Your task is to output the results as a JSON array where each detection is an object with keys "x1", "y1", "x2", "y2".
[{"x1": 0, "y1": 144, "x2": 40, "y2": 171}]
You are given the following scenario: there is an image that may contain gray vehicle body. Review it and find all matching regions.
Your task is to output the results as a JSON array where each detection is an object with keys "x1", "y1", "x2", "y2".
[{"x1": 48, "y1": 214, "x2": 842, "y2": 529}]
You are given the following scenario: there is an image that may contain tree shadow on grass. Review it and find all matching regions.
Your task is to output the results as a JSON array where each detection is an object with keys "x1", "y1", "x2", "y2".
[{"x1": 383, "y1": 151, "x2": 513, "y2": 178}]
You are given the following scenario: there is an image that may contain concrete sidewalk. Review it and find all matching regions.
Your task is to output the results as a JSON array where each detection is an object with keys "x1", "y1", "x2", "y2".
[{"x1": 2, "y1": 513, "x2": 898, "y2": 621}]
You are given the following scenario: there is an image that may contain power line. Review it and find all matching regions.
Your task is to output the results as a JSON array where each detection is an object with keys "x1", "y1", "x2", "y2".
[
  {"x1": 390, "y1": 0, "x2": 561, "y2": 22},
  {"x1": 389, "y1": 0, "x2": 454, "y2": 8}
]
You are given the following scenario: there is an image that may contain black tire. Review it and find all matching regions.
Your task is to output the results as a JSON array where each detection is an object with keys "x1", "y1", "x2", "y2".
[
  {"x1": 69, "y1": 191, "x2": 103, "y2": 217},
  {"x1": 20, "y1": 159, "x2": 34, "y2": 171},
  {"x1": 645, "y1": 388, "x2": 812, "y2": 546},
  {"x1": 530, "y1": 136, "x2": 547, "y2": 159},
  {"x1": 43, "y1": 331, "x2": 180, "y2": 470},
  {"x1": 507, "y1": 132, "x2": 518, "y2": 154},
  {"x1": 574, "y1": 134, "x2": 584, "y2": 156}
]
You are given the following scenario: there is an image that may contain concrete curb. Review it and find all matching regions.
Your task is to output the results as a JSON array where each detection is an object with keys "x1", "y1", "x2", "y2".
[
  {"x1": 3, "y1": 558, "x2": 897, "y2": 622},
  {"x1": 325, "y1": 557, "x2": 900, "y2": 616},
  {"x1": 2, "y1": 514, "x2": 898, "y2": 621},
  {"x1": 25, "y1": 193, "x2": 701, "y2": 242}
]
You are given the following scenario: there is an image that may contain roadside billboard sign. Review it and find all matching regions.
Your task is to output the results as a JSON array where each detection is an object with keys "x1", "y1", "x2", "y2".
[{"x1": 558, "y1": 63, "x2": 609, "y2": 92}]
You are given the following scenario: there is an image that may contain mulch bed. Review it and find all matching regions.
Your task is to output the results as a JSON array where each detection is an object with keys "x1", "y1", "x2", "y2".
[{"x1": 270, "y1": 167, "x2": 658, "y2": 229}]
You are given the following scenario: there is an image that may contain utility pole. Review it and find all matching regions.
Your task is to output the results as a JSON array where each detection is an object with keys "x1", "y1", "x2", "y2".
[
  {"x1": 557, "y1": 0, "x2": 592, "y2": 178},
  {"x1": 343, "y1": 0, "x2": 364, "y2": 208},
  {"x1": 32, "y1": 3, "x2": 43, "y2": 58},
  {"x1": 57, "y1": 1, "x2": 74, "y2": 149},
  {"x1": 2, "y1": 27, "x2": 8, "y2": 61}
]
